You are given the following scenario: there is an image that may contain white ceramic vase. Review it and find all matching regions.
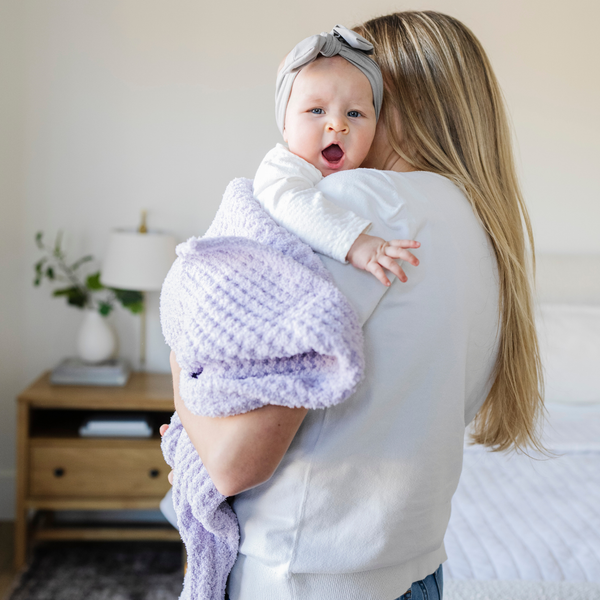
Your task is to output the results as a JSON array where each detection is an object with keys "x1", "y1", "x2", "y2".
[{"x1": 77, "y1": 309, "x2": 117, "y2": 364}]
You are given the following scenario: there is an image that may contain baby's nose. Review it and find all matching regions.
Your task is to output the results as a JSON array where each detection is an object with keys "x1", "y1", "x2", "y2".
[{"x1": 326, "y1": 116, "x2": 349, "y2": 134}]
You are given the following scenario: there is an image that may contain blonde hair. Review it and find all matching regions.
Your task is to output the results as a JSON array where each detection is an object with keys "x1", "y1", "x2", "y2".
[{"x1": 355, "y1": 11, "x2": 544, "y2": 453}]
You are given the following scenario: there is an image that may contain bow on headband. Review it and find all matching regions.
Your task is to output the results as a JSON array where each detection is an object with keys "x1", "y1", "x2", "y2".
[{"x1": 275, "y1": 25, "x2": 384, "y2": 135}]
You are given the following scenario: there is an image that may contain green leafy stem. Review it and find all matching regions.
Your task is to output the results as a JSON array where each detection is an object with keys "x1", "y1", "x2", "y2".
[{"x1": 34, "y1": 231, "x2": 143, "y2": 316}]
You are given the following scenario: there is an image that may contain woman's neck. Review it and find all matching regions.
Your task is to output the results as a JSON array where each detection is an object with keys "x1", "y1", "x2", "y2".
[
  {"x1": 382, "y1": 152, "x2": 418, "y2": 173},
  {"x1": 361, "y1": 122, "x2": 419, "y2": 172},
  {"x1": 362, "y1": 146, "x2": 418, "y2": 172}
]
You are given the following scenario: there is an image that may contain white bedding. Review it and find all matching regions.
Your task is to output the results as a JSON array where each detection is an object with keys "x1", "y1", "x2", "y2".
[
  {"x1": 444, "y1": 579, "x2": 600, "y2": 600},
  {"x1": 444, "y1": 404, "x2": 600, "y2": 583}
]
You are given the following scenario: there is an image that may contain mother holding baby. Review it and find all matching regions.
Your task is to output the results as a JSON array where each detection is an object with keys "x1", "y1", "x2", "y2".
[{"x1": 166, "y1": 11, "x2": 543, "y2": 600}]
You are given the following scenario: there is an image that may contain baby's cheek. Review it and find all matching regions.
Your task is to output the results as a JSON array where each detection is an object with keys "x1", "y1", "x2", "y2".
[
  {"x1": 352, "y1": 130, "x2": 377, "y2": 168},
  {"x1": 344, "y1": 149, "x2": 369, "y2": 171},
  {"x1": 287, "y1": 144, "x2": 324, "y2": 175}
]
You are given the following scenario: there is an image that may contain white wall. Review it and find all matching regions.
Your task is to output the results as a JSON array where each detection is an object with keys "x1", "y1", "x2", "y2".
[
  {"x1": 0, "y1": 0, "x2": 598, "y2": 518},
  {"x1": 0, "y1": 0, "x2": 26, "y2": 518}
]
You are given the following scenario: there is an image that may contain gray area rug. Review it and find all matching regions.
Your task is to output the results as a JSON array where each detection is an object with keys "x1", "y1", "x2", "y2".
[{"x1": 8, "y1": 542, "x2": 183, "y2": 600}]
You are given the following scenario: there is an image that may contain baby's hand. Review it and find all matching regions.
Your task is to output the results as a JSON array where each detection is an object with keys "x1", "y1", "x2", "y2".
[{"x1": 346, "y1": 233, "x2": 420, "y2": 286}]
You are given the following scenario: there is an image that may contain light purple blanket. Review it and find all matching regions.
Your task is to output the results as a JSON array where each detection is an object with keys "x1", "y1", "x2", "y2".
[{"x1": 160, "y1": 178, "x2": 364, "y2": 600}]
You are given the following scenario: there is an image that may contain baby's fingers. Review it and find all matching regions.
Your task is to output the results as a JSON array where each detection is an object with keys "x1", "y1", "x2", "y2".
[
  {"x1": 389, "y1": 239, "x2": 420, "y2": 249},
  {"x1": 385, "y1": 246, "x2": 420, "y2": 266},
  {"x1": 379, "y1": 256, "x2": 408, "y2": 283},
  {"x1": 366, "y1": 260, "x2": 391, "y2": 287},
  {"x1": 159, "y1": 424, "x2": 169, "y2": 437}
]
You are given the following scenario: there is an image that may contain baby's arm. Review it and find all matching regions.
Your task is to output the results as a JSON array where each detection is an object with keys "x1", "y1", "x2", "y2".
[
  {"x1": 254, "y1": 144, "x2": 371, "y2": 263},
  {"x1": 254, "y1": 144, "x2": 420, "y2": 284}
]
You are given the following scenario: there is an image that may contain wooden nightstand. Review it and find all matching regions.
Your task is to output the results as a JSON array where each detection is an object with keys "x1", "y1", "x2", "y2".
[{"x1": 14, "y1": 371, "x2": 179, "y2": 570}]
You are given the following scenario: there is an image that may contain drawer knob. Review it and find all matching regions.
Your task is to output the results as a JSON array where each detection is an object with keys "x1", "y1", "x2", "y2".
[
  {"x1": 149, "y1": 469, "x2": 160, "y2": 479},
  {"x1": 53, "y1": 468, "x2": 65, "y2": 478}
]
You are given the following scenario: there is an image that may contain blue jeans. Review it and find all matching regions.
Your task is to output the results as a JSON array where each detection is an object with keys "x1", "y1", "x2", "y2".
[
  {"x1": 226, "y1": 564, "x2": 443, "y2": 600},
  {"x1": 395, "y1": 564, "x2": 443, "y2": 600}
]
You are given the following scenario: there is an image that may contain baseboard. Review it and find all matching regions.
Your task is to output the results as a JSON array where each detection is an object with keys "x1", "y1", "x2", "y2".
[{"x1": 0, "y1": 471, "x2": 15, "y2": 520}]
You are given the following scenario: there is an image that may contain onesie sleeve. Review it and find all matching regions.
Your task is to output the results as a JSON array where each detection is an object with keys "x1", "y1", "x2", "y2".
[{"x1": 253, "y1": 144, "x2": 371, "y2": 263}]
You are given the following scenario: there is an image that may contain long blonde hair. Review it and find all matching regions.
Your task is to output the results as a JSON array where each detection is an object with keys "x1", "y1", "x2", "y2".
[{"x1": 355, "y1": 11, "x2": 544, "y2": 452}]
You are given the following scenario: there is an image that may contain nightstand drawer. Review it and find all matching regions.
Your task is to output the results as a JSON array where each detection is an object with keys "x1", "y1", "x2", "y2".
[{"x1": 29, "y1": 439, "x2": 171, "y2": 498}]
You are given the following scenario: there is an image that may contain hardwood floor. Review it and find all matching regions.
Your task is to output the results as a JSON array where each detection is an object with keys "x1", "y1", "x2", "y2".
[{"x1": 0, "y1": 522, "x2": 16, "y2": 599}]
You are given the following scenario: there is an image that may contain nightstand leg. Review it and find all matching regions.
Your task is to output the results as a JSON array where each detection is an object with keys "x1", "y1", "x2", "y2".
[
  {"x1": 14, "y1": 505, "x2": 27, "y2": 571},
  {"x1": 14, "y1": 401, "x2": 29, "y2": 570}
]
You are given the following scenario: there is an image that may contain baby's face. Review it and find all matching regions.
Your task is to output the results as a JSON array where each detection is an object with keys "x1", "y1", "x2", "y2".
[{"x1": 283, "y1": 56, "x2": 377, "y2": 177}]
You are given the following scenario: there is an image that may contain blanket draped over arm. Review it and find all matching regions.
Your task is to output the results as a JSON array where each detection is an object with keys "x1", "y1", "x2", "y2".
[{"x1": 159, "y1": 178, "x2": 364, "y2": 600}]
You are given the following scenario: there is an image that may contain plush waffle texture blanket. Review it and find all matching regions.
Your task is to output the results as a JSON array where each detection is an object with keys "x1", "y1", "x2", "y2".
[{"x1": 160, "y1": 178, "x2": 364, "y2": 600}]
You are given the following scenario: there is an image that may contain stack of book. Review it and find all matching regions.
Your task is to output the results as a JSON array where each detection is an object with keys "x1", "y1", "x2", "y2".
[
  {"x1": 79, "y1": 414, "x2": 153, "y2": 438},
  {"x1": 50, "y1": 358, "x2": 131, "y2": 386}
]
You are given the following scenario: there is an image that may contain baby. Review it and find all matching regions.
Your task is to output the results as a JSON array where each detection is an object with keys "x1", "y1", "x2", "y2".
[{"x1": 254, "y1": 25, "x2": 419, "y2": 286}]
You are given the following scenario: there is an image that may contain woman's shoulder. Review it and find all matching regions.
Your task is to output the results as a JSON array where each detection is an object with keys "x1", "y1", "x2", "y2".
[
  {"x1": 321, "y1": 168, "x2": 463, "y2": 198},
  {"x1": 369, "y1": 168, "x2": 466, "y2": 199},
  {"x1": 316, "y1": 168, "x2": 467, "y2": 222}
]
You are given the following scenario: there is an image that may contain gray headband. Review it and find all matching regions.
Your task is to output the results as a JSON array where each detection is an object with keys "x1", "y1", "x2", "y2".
[{"x1": 275, "y1": 24, "x2": 383, "y2": 135}]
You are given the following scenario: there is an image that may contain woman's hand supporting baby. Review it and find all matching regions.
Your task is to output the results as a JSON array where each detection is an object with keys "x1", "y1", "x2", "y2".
[{"x1": 346, "y1": 234, "x2": 420, "y2": 286}]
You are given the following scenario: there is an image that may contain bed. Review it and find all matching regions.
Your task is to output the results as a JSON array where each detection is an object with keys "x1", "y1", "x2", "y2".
[{"x1": 444, "y1": 255, "x2": 600, "y2": 599}]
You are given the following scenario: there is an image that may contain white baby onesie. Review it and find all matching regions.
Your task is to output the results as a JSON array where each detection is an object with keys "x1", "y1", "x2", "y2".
[{"x1": 253, "y1": 144, "x2": 371, "y2": 263}]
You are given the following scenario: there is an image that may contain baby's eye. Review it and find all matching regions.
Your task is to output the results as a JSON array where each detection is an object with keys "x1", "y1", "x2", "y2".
[
  {"x1": 311, "y1": 108, "x2": 324, "y2": 115},
  {"x1": 348, "y1": 110, "x2": 361, "y2": 118}
]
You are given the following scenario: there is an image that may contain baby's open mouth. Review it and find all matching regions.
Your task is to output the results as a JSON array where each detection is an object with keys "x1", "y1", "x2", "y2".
[{"x1": 322, "y1": 143, "x2": 344, "y2": 164}]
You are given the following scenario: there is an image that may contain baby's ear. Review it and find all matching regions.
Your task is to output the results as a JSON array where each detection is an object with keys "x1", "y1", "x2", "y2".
[{"x1": 282, "y1": 126, "x2": 288, "y2": 143}]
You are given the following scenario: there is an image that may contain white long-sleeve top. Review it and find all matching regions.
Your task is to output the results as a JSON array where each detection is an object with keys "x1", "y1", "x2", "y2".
[
  {"x1": 253, "y1": 144, "x2": 371, "y2": 263},
  {"x1": 228, "y1": 168, "x2": 500, "y2": 600}
]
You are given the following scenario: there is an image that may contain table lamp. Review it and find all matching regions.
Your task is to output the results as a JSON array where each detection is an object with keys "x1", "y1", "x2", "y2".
[{"x1": 101, "y1": 212, "x2": 176, "y2": 370}]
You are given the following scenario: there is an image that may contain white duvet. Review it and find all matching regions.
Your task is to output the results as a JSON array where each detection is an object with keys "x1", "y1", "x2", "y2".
[
  {"x1": 444, "y1": 404, "x2": 600, "y2": 583},
  {"x1": 444, "y1": 579, "x2": 600, "y2": 600}
]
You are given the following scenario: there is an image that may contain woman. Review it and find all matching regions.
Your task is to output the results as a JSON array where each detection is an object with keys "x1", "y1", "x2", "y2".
[{"x1": 166, "y1": 11, "x2": 543, "y2": 600}]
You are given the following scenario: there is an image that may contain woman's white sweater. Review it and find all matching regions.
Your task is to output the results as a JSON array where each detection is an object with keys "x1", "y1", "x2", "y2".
[{"x1": 228, "y1": 167, "x2": 500, "y2": 600}]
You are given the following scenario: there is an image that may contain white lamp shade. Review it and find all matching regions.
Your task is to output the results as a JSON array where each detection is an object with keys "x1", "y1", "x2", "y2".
[{"x1": 101, "y1": 230, "x2": 177, "y2": 291}]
